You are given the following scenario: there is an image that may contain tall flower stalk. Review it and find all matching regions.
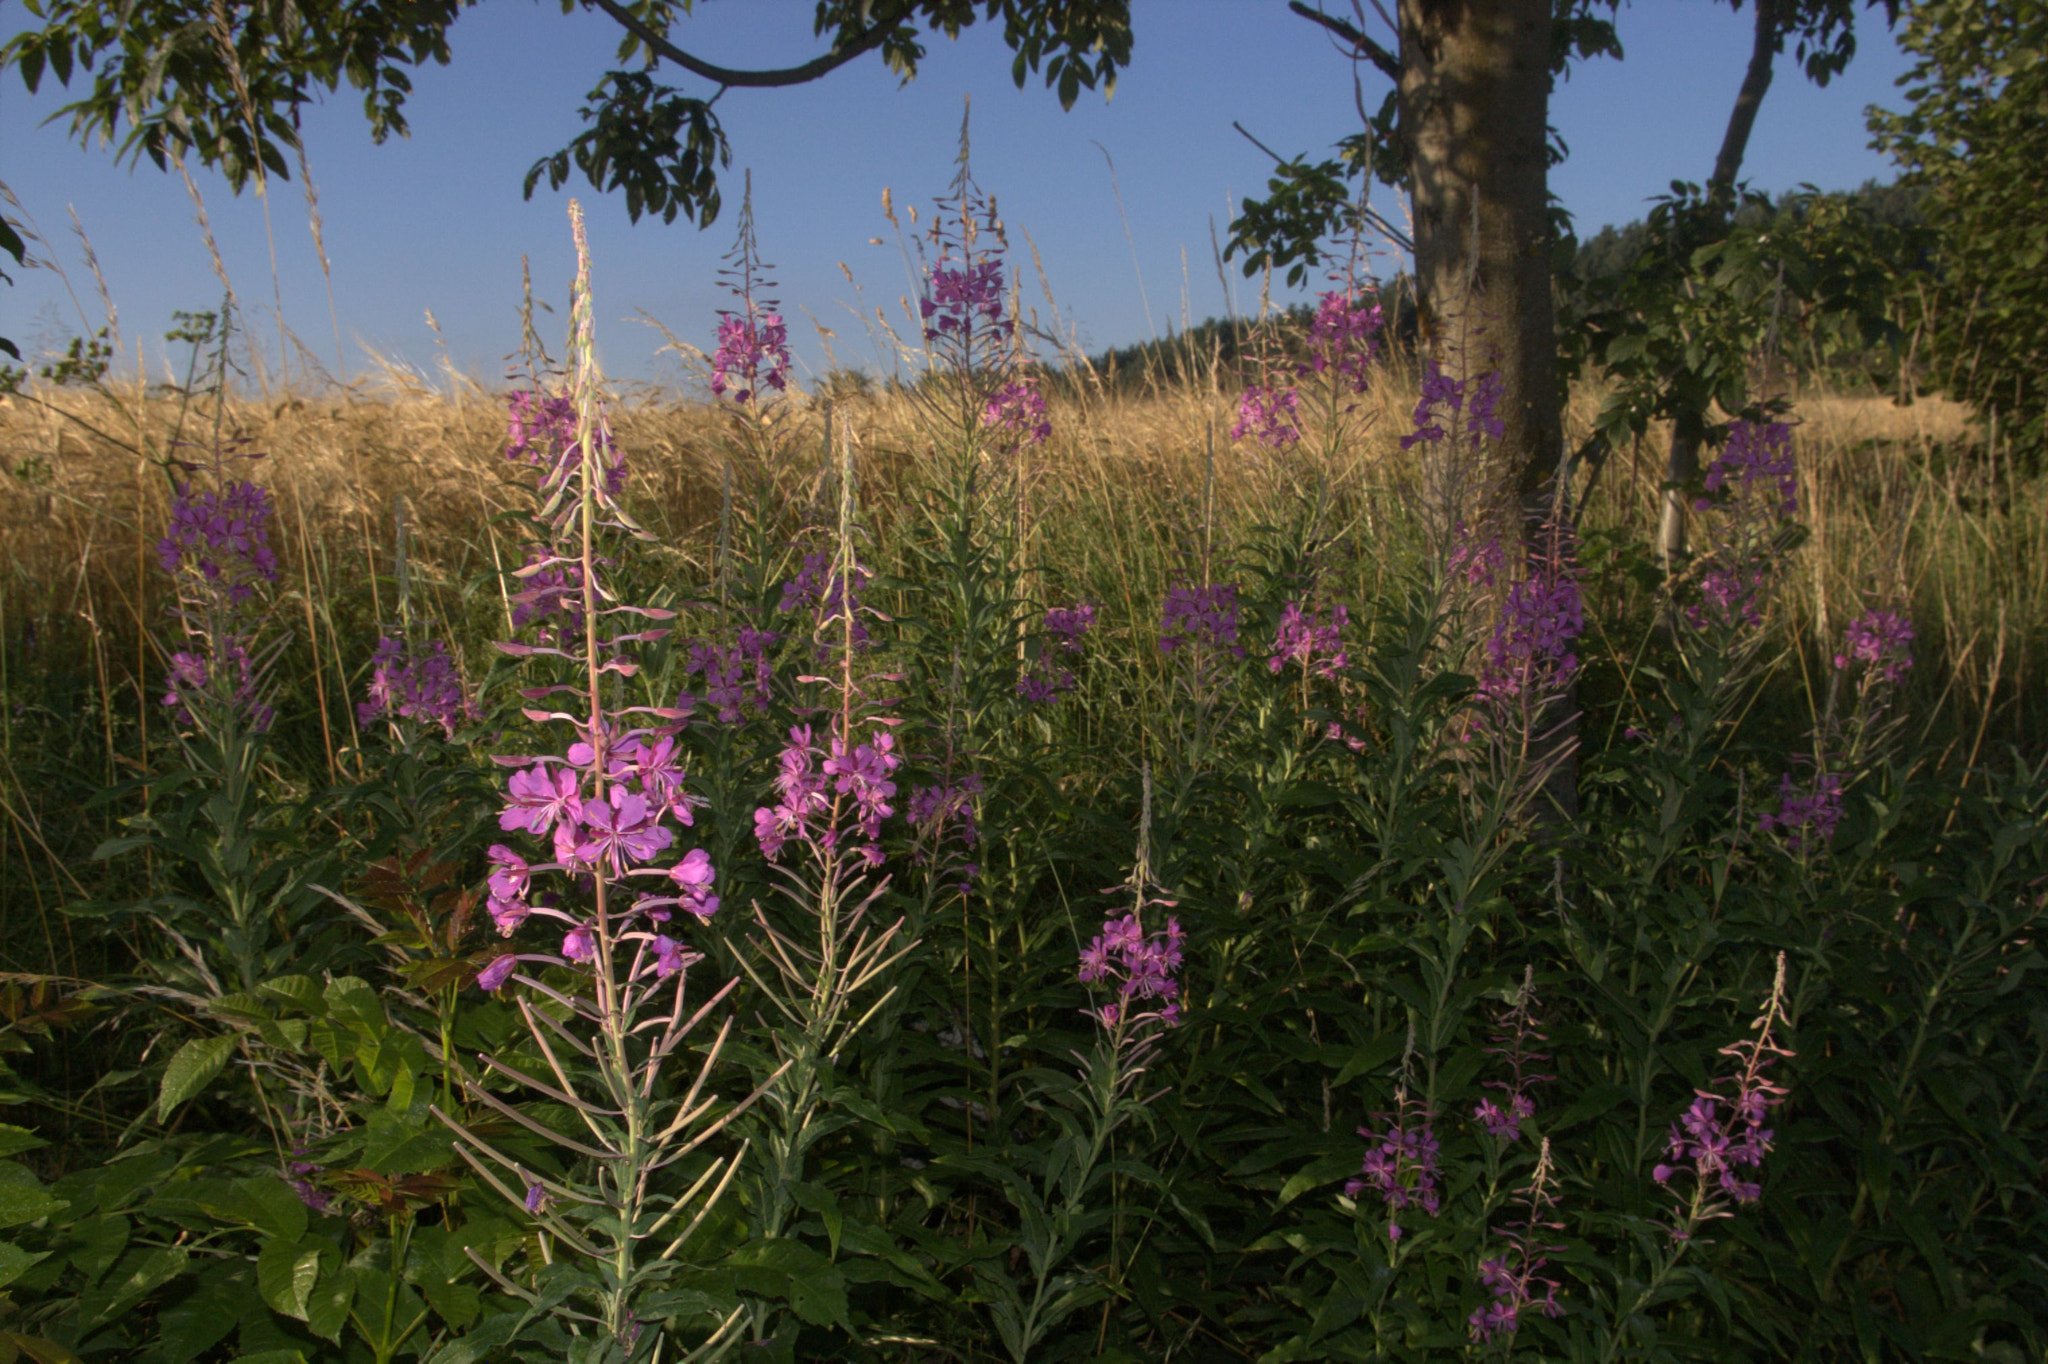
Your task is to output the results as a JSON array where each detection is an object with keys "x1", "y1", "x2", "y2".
[{"x1": 433, "y1": 202, "x2": 768, "y2": 1361}]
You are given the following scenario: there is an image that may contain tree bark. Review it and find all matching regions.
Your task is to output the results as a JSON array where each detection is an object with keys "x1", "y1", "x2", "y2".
[
  {"x1": 1397, "y1": 0, "x2": 1576, "y2": 819},
  {"x1": 1658, "y1": 0, "x2": 1783, "y2": 572},
  {"x1": 1398, "y1": 0, "x2": 1564, "y2": 514}
]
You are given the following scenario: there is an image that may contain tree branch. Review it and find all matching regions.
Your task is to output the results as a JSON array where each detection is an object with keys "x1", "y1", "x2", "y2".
[
  {"x1": 1287, "y1": 0, "x2": 1401, "y2": 84},
  {"x1": 586, "y1": 0, "x2": 898, "y2": 89},
  {"x1": 1710, "y1": 0, "x2": 1783, "y2": 203}
]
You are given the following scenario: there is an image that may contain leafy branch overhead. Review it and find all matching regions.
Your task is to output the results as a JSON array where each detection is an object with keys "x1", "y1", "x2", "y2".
[{"x1": 0, "y1": 0, "x2": 1134, "y2": 226}]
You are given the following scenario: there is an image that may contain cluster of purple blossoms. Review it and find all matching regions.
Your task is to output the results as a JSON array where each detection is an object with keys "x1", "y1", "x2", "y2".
[
  {"x1": 922, "y1": 258, "x2": 1007, "y2": 341},
  {"x1": 1231, "y1": 384, "x2": 1302, "y2": 448},
  {"x1": 1477, "y1": 572, "x2": 1585, "y2": 704},
  {"x1": 158, "y1": 478, "x2": 280, "y2": 600},
  {"x1": 481, "y1": 720, "x2": 715, "y2": 989},
  {"x1": 1699, "y1": 419, "x2": 1798, "y2": 518},
  {"x1": 1019, "y1": 602, "x2": 1096, "y2": 704},
  {"x1": 1652, "y1": 956, "x2": 1793, "y2": 1229},
  {"x1": 1345, "y1": 1091, "x2": 1442, "y2": 1242},
  {"x1": 710, "y1": 310, "x2": 791, "y2": 404},
  {"x1": 983, "y1": 380, "x2": 1051, "y2": 445},
  {"x1": 1449, "y1": 528, "x2": 1506, "y2": 590},
  {"x1": 1269, "y1": 601, "x2": 1349, "y2": 680},
  {"x1": 1683, "y1": 561, "x2": 1768, "y2": 633},
  {"x1": 1757, "y1": 769, "x2": 1845, "y2": 853},
  {"x1": 162, "y1": 641, "x2": 274, "y2": 733},
  {"x1": 505, "y1": 391, "x2": 625, "y2": 498},
  {"x1": 286, "y1": 1148, "x2": 332, "y2": 1215},
  {"x1": 510, "y1": 548, "x2": 587, "y2": 638},
  {"x1": 1835, "y1": 608, "x2": 1915, "y2": 686},
  {"x1": 358, "y1": 636, "x2": 475, "y2": 738},
  {"x1": 1401, "y1": 362, "x2": 1506, "y2": 452},
  {"x1": 1077, "y1": 912, "x2": 1185, "y2": 1030},
  {"x1": 754, "y1": 723, "x2": 901, "y2": 868},
  {"x1": 908, "y1": 773, "x2": 983, "y2": 886},
  {"x1": 686, "y1": 627, "x2": 778, "y2": 723},
  {"x1": 1475, "y1": 973, "x2": 1552, "y2": 1144},
  {"x1": 780, "y1": 551, "x2": 873, "y2": 650},
  {"x1": 1468, "y1": 1141, "x2": 1564, "y2": 1344},
  {"x1": 1302, "y1": 290, "x2": 1384, "y2": 394},
  {"x1": 1159, "y1": 582, "x2": 1244, "y2": 657}
]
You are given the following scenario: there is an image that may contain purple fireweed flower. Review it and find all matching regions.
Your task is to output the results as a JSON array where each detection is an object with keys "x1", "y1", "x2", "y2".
[
  {"x1": 650, "y1": 934, "x2": 692, "y2": 979},
  {"x1": 922, "y1": 258, "x2": 1007, "y2": 341},
  {"x1": 710, "y1": 310, "x2": 790, "y2": 404},
  {"x1": 1269, "y1": 601, "x2": 1349, "y2": 679},
  {"x1": 1401, "y1": 362, "x2": 1505, "y2": 451},
  {"x1": 1019, "y1": 603, "x2": 1094, "y2": 703},
  {"x1": 1160, "y1": 582, "x2": 1243, "y2": 657},
  {"x1": 1078, "y1": 911, "x2": 1185, "y2": 1030},
  {"x1": 1476, "y1": 971, "x2": 1553, "y2": 1144},
  {"x1": 984, "y1": 380, "x2": 1051, "y2": 444},
  {"x1": 1474, "y1": 1095, "x2": 1537, "y2": 1143},
  {"x1": 779, "y1": 552, "x2": 872, "y2": 649},
  {"x1": 1477, "y1": 571, "x2": 1584, "y2": 705},
  {"x1": 1684, "y1": 561, "x2": 1768, "y2": 633},
  {"x1": 570, "y1": 787, "x2": 675, "y2": 877},
  {"x1": 505, "y1": 391, "x2": 624, "y2": 497},
  {"x1": 1345, "y1": 1090, "x2": 1442, "y2": 1243},
  {"x1": 665, "y1": 847, "x2": 720, "y2": 921},
  {"x1": 1702, "y1": 419, "x2": 1798, "y2": 517},
  {"x1": 1468, "y1": 1138, "x2": 1564, "y2": 1343},
  {"x1": 562, "y1": 922, "x2": 597, "y2": 965},
  {"x1": 500, "y1": 765, "x2": 582, "y2": 837},
  {"x1": 1302, "y1": 290, "x2": 1384, "y2": 394},
  {"x1": 158, "y1": 478, "x2": 280, "y2": 597},
  {"x1": 755, "y1": 724, "x2": 832, "y2": 859},
  {"x1": 1231, "y1": 384, "x2": 1302, "y2": 448},
  {"x1": 609, "y1": 734, "x2": 702, "y2": 826},
  {"x1": 476, "y1": 953, "x2": 518, "y2": 992},
  {"x1": 687, "y1": 628, "x2": 777, "y2": 723},
  {"x1": 160, "y1": 639, "x2": 274, "y2": 733},
  {"x1": 1449, "y1": 526, "x2": 1505, "y2": 590},
  {"x1": 1835, "y1": 608, "x2": 1914, "y2": 686},
  {"x1": 1044, "y1": 603, "x2": 1096, "y2": 652},
  {"x1": 358, "y1": 635, "x2": 475, "y2": 738},
  {"x1": 510, "y1": 548, "x2": 587, "y2": 638},
  {"x1": 1652, "y1": 955, "x2": 1793, "y2": 1229},
  {"x1": 1757, "y1": 770, "x2": 1844, "y2": 854},
  {"x1": 486, "y1": 846, "x2": 531, "y2": 902},
  {"x1": 524, "y1": 1183, "x2": 548, "y2": 1214}
]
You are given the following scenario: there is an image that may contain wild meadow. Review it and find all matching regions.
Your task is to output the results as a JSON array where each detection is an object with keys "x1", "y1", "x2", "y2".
[{"x1": 0, "y1": 161, "x2": 2043, "y2": 1364}]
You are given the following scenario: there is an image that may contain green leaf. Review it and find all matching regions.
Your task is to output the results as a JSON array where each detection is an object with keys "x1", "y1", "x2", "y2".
[
  {"x1": 256, "y1": 1238, "x2": 322, "y2": 1321},
  {"x1": 0, "y1": 1181, "x2": 66, "y2": 1230},
  {"x1": 0, "y1": 1126, "x2": 46, "y2": 1160},
  {"x1": 156, "y1": 1035, "x2": 238, "y2": 1120},
  {"x1": 303, "y1": 1266, "x2": 355, "y2": 1343},
  {"x1": 77, "y1": 1245, "x2": 189, "y2": 1331},
  {"x1": 0, "y1": 1242, "x2": 48, "y2": 1290}
]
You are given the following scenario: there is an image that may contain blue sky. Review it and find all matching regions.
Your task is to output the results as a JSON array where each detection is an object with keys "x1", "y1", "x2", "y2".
[{"x1": 2, "y1": 0, "x2": 1917, "y2": 391}]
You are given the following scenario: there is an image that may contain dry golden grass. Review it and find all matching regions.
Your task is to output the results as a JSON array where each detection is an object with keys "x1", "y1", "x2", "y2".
[{"x1": 2, "y1": 364, "x2": 2037, "y2": 755}]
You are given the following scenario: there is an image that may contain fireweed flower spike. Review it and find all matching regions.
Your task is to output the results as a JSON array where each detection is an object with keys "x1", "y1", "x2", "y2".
[
  {"x1": 1019, "y1": 602, "x2": 1095, "y2": 704},
  {"x1": 357, "y1": 635, "x2": 476, "y2": 738},
  {"x1": 1652, "y1": 953, "x2": 1794, "y2": 1232},
  {"x1": 1269, "y1": 601, "x2": 1349, "y2": 679},
  {"x1": 1475, "y1": 969, "x2": 1553, "y2": 1144},
  {"x1": 1302, "y1": 289, "x2": 1385, "y2": 395},
  {"x1": 1836, "y1": 608, "x2": 1915, "y2": 686},
  {"x1": 1231, "y1": 384, "x2": 1302, "y2": 448},
  {"x1": 434, "y1": 202, "x2": 766, "y2": 1360},
  {"x1": 1345, "y1": 1085, "x2": 1442, "y2": 1243},
  {"x1": 1159, "y1": 581, "x2": 1244, "y2": 658},
  {"x1": 1757, "y1": 769, "x2": 1845, "y2": 854},
  {"x1": 1469, "y1": 1137, "x2": 1564, "y2": 1343}
]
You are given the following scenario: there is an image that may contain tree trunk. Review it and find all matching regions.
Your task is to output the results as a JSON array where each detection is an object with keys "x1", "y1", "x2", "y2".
[
  {"x1": 1398, "y1": 0, "x2": 1576, "y2": 819},
  {"x1": 1659, "y1": 0, "x2": 1783, "y2": 572},
  {"x1": 1399, "y1": 0, "x2": 1564, "y2": 517}
]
